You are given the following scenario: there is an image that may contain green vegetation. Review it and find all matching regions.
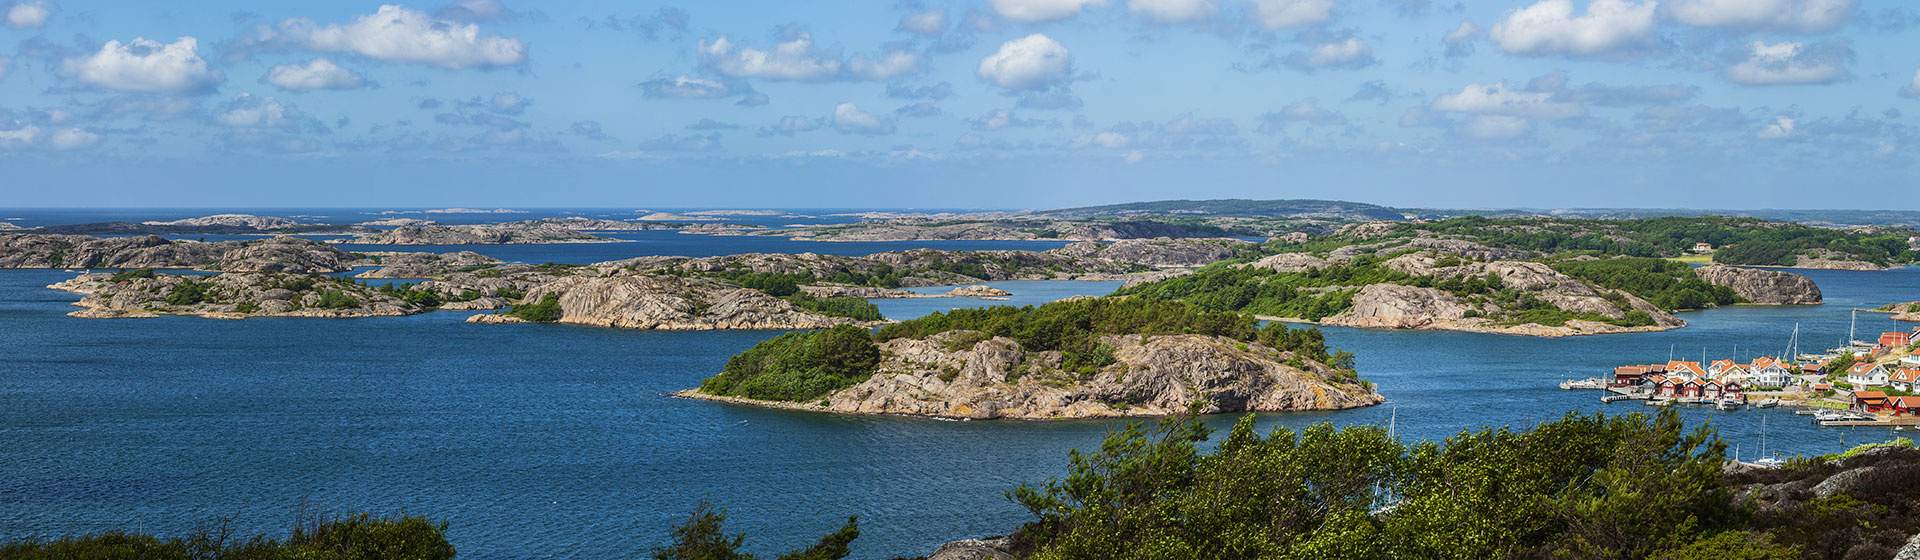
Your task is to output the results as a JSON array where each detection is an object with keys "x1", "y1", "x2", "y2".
[
  {"x1": 1827, "y1": 351, "x2": 1858, "y2": 375},
  {"x1": 651, "y1": 503, "x2": 857, "y2": 560},
  {"x1": 707, "y1": 267, "x2": 909, "y2": 290},
  {"x1": 1551, "y1": 257, "x2": 1742, "y2": 311},
  {"x1": 376, "y1": 281, "x2": 444, "y2": 307},
  {"x1": 315, "y1": 289, "x2": 360, "y2": 309},
  {"x1": 1374, "y1": 215, "x2": 1918, "y2": 266},
  {"x1": 700, "y1": 325, "x2": 881, "y2": 402},
  {"x1": 505, "y1": 293, "x2": 563, "y2": 322},
  {"x1": 783, "y1": 293, "x2": 883, "y2": 322},
  {"x1": 0, "y1": 513, "x2": 453, "y2": 560},
  {"x1": 109, "y1": 268, "x2": 157, "y2": 282},
  {"x1": 46, "y1": 248, "x2": 67, "y2": 269},
  {"x1": 166, "y1": 278, "x2": 212, "y2": 305}
]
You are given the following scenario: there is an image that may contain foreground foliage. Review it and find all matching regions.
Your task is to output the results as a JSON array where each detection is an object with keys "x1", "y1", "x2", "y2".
[
  {"x1": 0, "y1": 513, "x2": 453, "y2": 560},
  {"x1": 650, "y1": 503, "x2": 858, "y2": 560}
]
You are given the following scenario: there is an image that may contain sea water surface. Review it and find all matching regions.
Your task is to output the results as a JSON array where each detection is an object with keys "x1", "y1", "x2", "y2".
[{"x1": 3, "y1": 228, "x2": 1919, "y2": 558}]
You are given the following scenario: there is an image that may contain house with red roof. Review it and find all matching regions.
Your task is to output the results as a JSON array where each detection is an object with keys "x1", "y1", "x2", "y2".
[
  {"x1": 1668, "y1": 361, "x2": 1707, "y2": 378},
  {"x1": 1854, "y1": 391, "x2": 1891, "y2": 413},
  {"x1": 1892, "y1": 396, "x2": 1920, "y2": 416},
  {"x1": 1891, "y1": 368, "x2": 1920, "y2": 393},
  {"x1": 1748, "y1": 357, "x2": 1793, "y2": 388}
]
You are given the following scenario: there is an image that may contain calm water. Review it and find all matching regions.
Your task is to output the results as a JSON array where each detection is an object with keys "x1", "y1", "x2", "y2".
[{"x1": 3, "y1": 222, "x2": 1919, "y2": 558}]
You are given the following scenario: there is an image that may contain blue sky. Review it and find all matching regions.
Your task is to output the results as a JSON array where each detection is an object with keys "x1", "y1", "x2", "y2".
[{"x1": 0, "y1": 0, "x2": 1916, "y2": 209}]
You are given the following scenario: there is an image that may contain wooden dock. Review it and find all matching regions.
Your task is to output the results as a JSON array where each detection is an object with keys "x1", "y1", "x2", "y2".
[{"x1": 1819, "y1": 417, "x2": 1920, "y2": 427}]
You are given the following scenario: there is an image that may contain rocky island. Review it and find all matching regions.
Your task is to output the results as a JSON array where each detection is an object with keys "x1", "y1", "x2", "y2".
[
  {"x1": 49, "y1": 269, "x2": 431, "y2": 319},
  {"x1": 327, "y1": 223, "x2": 622, "y2": 245},
  {"x1": 1692, "y1": 264, "x2": 1823, "y2": 304},
  {"x1": 0, "y1": 234, "x2": 357, "y2": 273},
  {"x1": 679, "y1": 297, "x2": 1382, "y2": 420}
]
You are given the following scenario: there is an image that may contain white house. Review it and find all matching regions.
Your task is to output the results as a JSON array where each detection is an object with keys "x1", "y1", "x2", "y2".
[
  {"x1": 1847, "y1": 362, "x2": 1891, "y2": 387},
  {"x1": 1892, "y1": 368, "x2": 1920, "y2": 393},
  {"x1": 1748, "y1": 357, "x2": 1793, "y2": 389}
]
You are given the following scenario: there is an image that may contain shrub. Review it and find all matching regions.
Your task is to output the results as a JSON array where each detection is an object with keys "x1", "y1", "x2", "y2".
[
  {"x1": 505, "y1": 293, "x2": 563, "y2": 322},
  {"x1": 316, "y1": 290, "x2": 359, "y2": 309},
  {"x1": 700, "y1": 325, "x2": 881, "y2": 402},
  {"x1": 166, "y1": 279, "x2": 211, "y2": 306}
]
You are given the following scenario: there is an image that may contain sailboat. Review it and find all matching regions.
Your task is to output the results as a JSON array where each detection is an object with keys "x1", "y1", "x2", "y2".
[{"x1": 1755, "y1": 415, "x2": 1784, "y2": 468}]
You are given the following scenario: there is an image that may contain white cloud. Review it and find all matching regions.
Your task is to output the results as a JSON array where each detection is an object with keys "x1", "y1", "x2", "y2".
[
  {"x1": 1902, "y1": 69, "x2": 1920, "y2": 97},
  {"x1": 1433, "y1": 82, "x2": 1585, "y2": 119},
  {"x1": 490, "y1": 92, "x2": 528, "y2": 114},
  {"x1": 897, "y1": 9, "x2": 946, "y2": 36},
  {"x1": 1490, "y1": 0, "x2": 1657, "y2": 56},
  {"x1": 49, "y1": 128, "x2": 99, "y2": 150},
  {"x1": 260, "y1": 58, "x2": 367, "y2": 91},
  {"x1": 1258, "y1": 98, "x2": 1347, "y2": 131},
  {"x1": 249, "y1": 5, "x2": 526, "y2": 70},
  {"x1": 1129, "y1": 0, "x2": 1217, "y2": 23},
  {"x1": 989, "y1": 0, "x2": 1109, "y2": 22},
  {"x1": 1757, "y1": 116, "x2": 1795, "y2": 138},
  {"x1": 215, "y1": 93, "x2": 304, "y2": 129},
  {"x1": 1463, "y1": 115, "x2": 1531, "y2": 138},
  {"x1": 642, "y1": 75, "x2": 736, "y2": 99},
  {"x1": 970, "y1": 108, "x2": 1047, "y2": 130},
  {"x1": 831, "y1": 102, "x2": 895, "y2": 135},
  {"x1": 1664, "y1": 0, "x2": 1854, "y2": 33},
  {"x1": 5, "y1": 0, "x2": 49, "y2": 29},
  {"x1": 759, "y1": 115, "x2": 821, "y2": 136},
  {"x1": 978, "y1": 34, "x2": 1071, "y2": 90},
  {"x1": 60, "y1": 37, "x2": 222, "y2": 94},
  {"x1": 0, "y1": 125, "x2": 39, "y2": 149},
  {"x1": 1443, "y1": 21, "x2": 1480, "y2": 56},
  {"x1": 699, "y1": 33, "x2": 841, "y2": 81},
  {"x1": 1253, "y1": 0, "x2": 1333, "y2": 29},
  {"x1": 1723, "y1": 40, "x2": 1849, "y2": 86},
  {"x1": 1292, "y1": 37, "x2": 1375, "y2": 69},
  {"x1": 848, "y1": 49, "x2": 926, "y2": 80}
]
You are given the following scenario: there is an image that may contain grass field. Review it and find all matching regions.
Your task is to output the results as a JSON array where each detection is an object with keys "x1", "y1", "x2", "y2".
[{"x1": 1664, "y1": 254, "x2": 1714, "y2": 265}]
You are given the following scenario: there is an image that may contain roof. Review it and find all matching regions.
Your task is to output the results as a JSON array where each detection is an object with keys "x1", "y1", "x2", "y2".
[
  {"x1": 1893, "y1": 368, "x2": 1920, "y2": 383},
  {"x1": 1667, "y1": 361, "x2": 1706, "y2": 377},
  {"x1": 1892, "y1": 396, "x2": 1920, "y2": 409},
  {"x1": 1855, "y1": 390, "x2": 1889, "y2": 400},
  {"x1": 1751, "y1": 356, "x2": 1782, "y2": 369},
  {"x1": 1849, "y1": 362, "x2": 1884, "y2": 374},
  {"x1": 1710, "y1": 359, "x2": 1734, "y2": 370}
]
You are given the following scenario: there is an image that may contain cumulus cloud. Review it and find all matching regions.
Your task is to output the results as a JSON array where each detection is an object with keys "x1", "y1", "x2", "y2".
[
  {"x1": 1253, "y1": 0, "x2": 1334, "y2": 29},
  {"x1": 1463, "y1": 115, "x2": 1531, "y2": 138},
  {"x1": 1129, "y1": 0, "x2": 1217, "y2": 23},
  {"x1": 1757, "y1": 116, "x2": 1795, "y2": 138},
  {"x1": 686, "y1": 118, "x2": 739, "y2": 130},
  {"x1": 261, "y1": 58, "x2": 367, "y2": 91},
  {"x1": 848, "y1": 49, "x2": 927, "y2": 80},
  {"x1": 0, "y1": 125, "x2": 39, "y2": 149},
  {"x1": 1490, "y1": 0, "x2": 1657, "y2": 56},
  {"x1": 1444, "y1": 21, "x2": 1481, "y2": 57},
  {"x1": 49, "y1": 127, "x2": 99, "y2": 150},
  {"x1": 969, "y1": 108, "x2": 1047, "y2": 131},
  {"x1": 1256, "y1": 98, "x2": 1346, "y2": 132},
  {"x1": 831, "y1": 102, "x2": 895, "y2": 135},
  {"x1": 5, "y1": 0, "x2": 49, "y2": 29},
  {"x1": 989, "y1": 0, "x2": 1109, "y2": 22},
  {"x1": 61, "y1": 37, "x2": 223, "y2": 94},
  {"x1": 1722, "y1": 40, "x2": 1851, "y2": 85},
  {"x1": 897, "y1": 8, "x2": 946, "y2": 36},
  {"x1": 698, "y1": 33, "x2": 840, "y2": 81},
  {"x1": 213, "y1": 93, "x2": 308, "y2": 130},
  {"x1": 1433, "y1": 82, "x2": 1585, "y2": 119},
  {"x1": 896, "y1": 102, "x2": 942, "y2": 117},
  {"x1": 978, "y1": 34, "x2": 1071, "y2": 90},
  {"x1": 1902, "y1": 68, "x2": 1920, "y2": 97},
  {"x1": 641, "y1": 75, "x2": 737, "y2": 99},
  {"x1": 758, "y1": 115, "x2": 821, "y2": 136},
  {"x1": 237, "y1": 5, "x2": 526, "y2": 70},
  {"x1": 1664, "y1": 0, "x2": 1855, "y2": 33},
  {"x1": 570, "y1": 120, "x2": 611, "y2": 140},
  {"x1": 1283, "y1": 37, "x2": 1376, "y2": 70}
]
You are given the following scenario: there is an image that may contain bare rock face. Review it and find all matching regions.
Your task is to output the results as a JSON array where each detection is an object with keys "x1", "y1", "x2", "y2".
[
  {"x1": 356, "y1": 218, "x2": 438, "y2": 226},
  {"x1": 1694, "y1": 264, "x2": 1822, "y2": 305},
  {"x1": 945, "y1": 285, "x2": 1012, "y2": 298},
  {"x1": 927, "y1": 537, "x2": 1017, "y2": 560},
  {"x1": 1320, "y1": 277, "x2": 1683, "y2": 337},
  {"x1": 1789, "y1": 249, "x2": 1892, "y2": 271},
  {"x1": 215, "y1": 236, "x2": 355, "y2": 273},
  {"x1": 774, "y1": 332, "x2": 1382, "y2": 420},
  {"x1": 1244, "y1": 252, "x2": 1332, "y2": 273},
  {"x1": 1323, "y1": 284, "x2": 1473, "y2": 329},
  {"x1": 143, "y1": 214, "x2": 298, "y2": 229},
  {"x1": 354, "y1": 251, "x2": 502, "y2": 278},
  {"x1": 490, "y1": 275, "x2": 875, "y2": 330},
  {"x1": 0, "y1": 233, "x2": 353, "y2": 272}
]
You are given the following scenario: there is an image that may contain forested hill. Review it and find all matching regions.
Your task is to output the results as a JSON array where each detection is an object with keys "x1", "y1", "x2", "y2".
[{"x1": 1031, "y1": 199, "x2": 1411, "y2": 221}]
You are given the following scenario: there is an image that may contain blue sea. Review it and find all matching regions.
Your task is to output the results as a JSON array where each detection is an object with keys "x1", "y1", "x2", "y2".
[{"x1": 2, "y1": 209, "x2": 1918, "y2": 558}]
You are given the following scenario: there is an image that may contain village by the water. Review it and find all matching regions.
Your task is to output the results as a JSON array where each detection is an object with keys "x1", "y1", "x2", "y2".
[{"x1": 1577, "y1": 317, "x2": 1920, "y2": 434}]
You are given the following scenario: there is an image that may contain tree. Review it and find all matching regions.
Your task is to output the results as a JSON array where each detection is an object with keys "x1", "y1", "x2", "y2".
[{"x1": 650, "y1": 502, "x2": 857, "y2": 560}]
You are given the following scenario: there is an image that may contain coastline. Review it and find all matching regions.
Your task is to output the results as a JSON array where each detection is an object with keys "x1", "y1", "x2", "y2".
[{"x1": 671, "y1": 388, "x2": 1380, "y2": 421}]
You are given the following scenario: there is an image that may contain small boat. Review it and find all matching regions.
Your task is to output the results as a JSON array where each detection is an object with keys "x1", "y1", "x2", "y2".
[
  {"x1": 1755, "y1": 398, "x2": 1780, "y2": 409},
  {"x1": 1600, "y1": 394, "x2": 1634, "y2": 404},
  {"x1": 1794, "y1": 408, "x2": 1819, "y2": 415},
  {"x1": 1813, "y1": 411, "x2": 1846, "y2": 422},
  {"x1": 1559, "y1": 378, "x2": 1605, "y2": 390},
  {"x1": 1755, "y1": 416, "x2": 1784, "y2": 468},
  {"x1": 1717, "y1": 399, "x2": 1744, "y2": 411},
  {"x1": 1645, "y1": 398, "x2": 1673, "y2": 407}
]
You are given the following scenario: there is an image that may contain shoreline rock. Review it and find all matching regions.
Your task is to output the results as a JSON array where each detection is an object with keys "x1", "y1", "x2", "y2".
[
  {"x1": 1694, "y1": 264, "x2": 1822, "y2": 305},
  {"x1": 682, "y1": 332, "x2": 1383, "y2": 420}
]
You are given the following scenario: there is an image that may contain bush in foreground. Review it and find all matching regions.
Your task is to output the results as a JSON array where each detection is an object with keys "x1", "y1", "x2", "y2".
[{"x1": 0, "y1": 513, "x2": 452, "y2": 560}]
